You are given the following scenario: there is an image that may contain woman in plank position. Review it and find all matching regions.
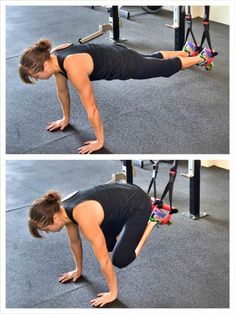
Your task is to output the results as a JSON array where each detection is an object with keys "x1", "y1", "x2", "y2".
[
  {"x1": 28, "y1": 183, "x2": 158, "y2": 307},
  {"x1": 19, "y1": 40, "x2": 215, "y2": 153}
]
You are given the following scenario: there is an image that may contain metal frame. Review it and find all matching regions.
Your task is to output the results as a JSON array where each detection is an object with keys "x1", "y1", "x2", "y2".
[
  {"x1": 79, "y1": 6, "x2": 123, "y2": 44},
  {"x1": 107, "y1": 160, "x2": 134, "y2": 184},
  {"x1": 79, "y1": 6, "x2": 185, "y2": 49},
  {"x1": 182, "y1": 160, "x2": 208, "y2": 220}
]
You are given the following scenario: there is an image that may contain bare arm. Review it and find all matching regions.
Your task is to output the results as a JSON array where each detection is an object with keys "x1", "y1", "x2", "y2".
[
  {"x1": 66, "y1": 222, "x2": 83, "y2": 270},
  {"x1": 84, "y1": 225, "x2": 118, "y2": 306},
  {"x1": 55, "y1": 74, "x2": 71, "y2": 121},
  {"x1": 90, "y1": 228, "x2": 117, "y2": 296},
  {"x1": 74, "y1": 206, "x2": 118, "y2": 306},
  {"x1": 47, "y1": 73, "x2": 71, "y2": 131},
  {"x1": 58, "y1": 223, "x2": 82, "y2": 283},
  {"x1": 68, "y1": 67, "x2": 105, "y2": 154}
]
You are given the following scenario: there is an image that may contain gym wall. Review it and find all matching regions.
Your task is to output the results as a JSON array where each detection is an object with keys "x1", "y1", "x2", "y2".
[
  {"x1": 163, "y1": 6, "x2": 229, "y2": 25},
  {"x1": 201, "y1": 160, "x2": 230, "y2": 170}
]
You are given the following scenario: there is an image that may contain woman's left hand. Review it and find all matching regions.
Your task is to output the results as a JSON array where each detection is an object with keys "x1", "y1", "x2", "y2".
[
  {"x1": 58, "y1": 269, "x2": 82, "y2": 283},
  {"x1": 78, "y1": 140, "x2": 104, "y2": 154},
  {"x1": 90, "y1": 291, "x2": 117, "y2": 307}
]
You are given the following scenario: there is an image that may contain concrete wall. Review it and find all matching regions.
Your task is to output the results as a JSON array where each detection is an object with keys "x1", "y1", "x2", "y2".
[
  {"x1": 201, "y1": 160, "x2": 230, "y2": 170},
  {"x1": 163, "y1": 6, "x2": 229, "y2": 25}
]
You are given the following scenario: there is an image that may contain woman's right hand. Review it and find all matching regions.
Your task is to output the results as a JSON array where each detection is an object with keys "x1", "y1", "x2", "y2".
[
  {"x1": 58, "y1": 269, "x2": 82, "y2": 283},
  {"x1": 47, "y1": 118, "x2": 69, "y2": 132}
]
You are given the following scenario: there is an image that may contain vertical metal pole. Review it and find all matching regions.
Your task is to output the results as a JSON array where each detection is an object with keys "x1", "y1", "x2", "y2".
[
  {"x1": 123, "y1": 160, "x2": 133, "y2": 184},
  {"x1": 182, "y1": 160, "x2": 208, "y2": 220},
  {"x1": 189, "y1": 160, "x2": 201, "y2": 217},
  {"x1": 175, "y1": 6, "x2": 185, "y2": 50},
  {"x1": 110, "y1": 6, "x2": 120, "y2": 42}
]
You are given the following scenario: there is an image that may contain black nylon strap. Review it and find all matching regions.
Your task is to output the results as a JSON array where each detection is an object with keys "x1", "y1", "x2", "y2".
[
  {"x1": 147, "y1": 161, "x2": 160, "y2": 199},
  {"x1": 184, "y1": 6, "x2": 198, "y2": 47},
  {"x1": 147, "y1": 161, "x2": 178, "y2": 213},
  {"x1": 200, "y1": 6, "x2": 218, "y2": 57},
  {"x1": 200, "y1": 6, "x2": 212, "y2": 50},
  {"x1": 160, "y1": 170, "x2": 177, "y2": 210}
]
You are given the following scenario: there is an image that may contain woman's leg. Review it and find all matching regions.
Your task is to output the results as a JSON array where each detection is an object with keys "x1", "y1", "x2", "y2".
[
  {"x1": 111, "y1": 198, "x2": 152, "y2": 269},
  {"x1": 102, "y1": 221, "x2": 125, "y2": 252},
  {"x1": 132, "y1": 55, "x2": 182, "y2": 79},
  {"x1": 142, "y1": 50, "x2": 189, "y2": 59},
  {"x1": 160, "y1": 50, "x2": 190, "y2": 59},
  {"x1": 158, "y1": 48, "x2": 215, "y2": 70},
  {"x1": 154, "y1": 50, "x2": 203, "y2": 69},
  {"x1": 179, "y1": 55, "x2": 203, "y2": 69},
  {"x1": 135, "y1": 220, "x2": 157, "y2": 256},
  {"x1": 111, "y1": 218, "x2": 149, "y2": 268},
  {"x1": 152, "y1": 50, "x2": 203, "y2": 68},
  {"x1": 133, "y1": 52, "x2": 205, "y2": 79}
]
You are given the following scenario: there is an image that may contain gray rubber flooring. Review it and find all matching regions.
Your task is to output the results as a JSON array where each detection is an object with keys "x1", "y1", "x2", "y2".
[
  {"x1": 6, "y1": 160, "x2": 229, "y2": 308},
  {"x1": 6, "y1": 6, "x2": 229, "y2": 154}
]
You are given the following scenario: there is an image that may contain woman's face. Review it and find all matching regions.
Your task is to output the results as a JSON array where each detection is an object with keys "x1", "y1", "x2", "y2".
[
  {"x1": 40, "y1": 214, "x2": 64, "y2": 233},
  {"x1": 32, "y1": 71, "x2": 52, "y2": 81},
  {"x1": 41, "y1": 223, "x2": 63, "y2": 233},
  {"x1": 31, "y1": 61, "x2": 53, "y2": 81}
]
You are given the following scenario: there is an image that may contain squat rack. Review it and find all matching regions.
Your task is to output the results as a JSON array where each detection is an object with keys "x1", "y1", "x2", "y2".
[
  {"x1": 79, "y1": 6, "x2": 121, "y2": 44},
  {"x1": 116, "y1": 160, "x2": 208, "y2": 220},
  {"x1": 79, "y1": 6, "x2": 217, "y2": 55},
  {"x1": 181, "y1": 160, "x2": 208, "y2": 220},
  {"x1": 79, "y1": 6, "x2": 186, "y2": 49}
]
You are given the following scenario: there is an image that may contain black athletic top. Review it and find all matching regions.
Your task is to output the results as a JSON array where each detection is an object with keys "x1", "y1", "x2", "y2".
[
  {"x1": 61, "y1": 183, "x2": 150, "y2": 225},
  {"x1": 53, "y1": 43, "x2": 137, "y2": 81}
]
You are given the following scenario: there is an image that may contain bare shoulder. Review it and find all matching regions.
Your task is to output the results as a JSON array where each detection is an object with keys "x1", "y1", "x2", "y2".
[
  {"x1": 73, "y1": 201, "x2": 104, "y2": 225},
  {"x1": 72, "y1": 202, "x2": 105, "y2": 244},
  {"x1": 64, "y1": 54, "x2": 94, "y2": 78}
]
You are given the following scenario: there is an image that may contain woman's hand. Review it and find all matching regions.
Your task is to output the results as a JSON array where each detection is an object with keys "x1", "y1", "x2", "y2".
[
  {"x1": 78, "y1": 140, "x2": 104, "y2": 154},
  {"x1": 58, "y1": 269, "x2": 82, "y2": 283},
  {"x1": 47, "y1": 118, "x2": 69, "y2": 132},
  {"x1": 90, "y1": 291, "x2": 117, "y2": 307}
]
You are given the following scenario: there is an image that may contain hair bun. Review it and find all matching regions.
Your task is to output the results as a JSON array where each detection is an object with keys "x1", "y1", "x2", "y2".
[
  {"x1": 35, "y1": 39, "x2": 52, "y2": 52},
  {"x1": 45, "y1": 190, "x2": 61, "y2": 203}
]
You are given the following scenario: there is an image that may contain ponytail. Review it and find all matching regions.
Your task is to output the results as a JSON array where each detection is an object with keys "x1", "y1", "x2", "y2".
[
  {"x1": 44, "y1": 190, "x2": 61, "y2": 203},
  {"x1": 35, "y1": 39, "x2": 52, "y2": 52}
]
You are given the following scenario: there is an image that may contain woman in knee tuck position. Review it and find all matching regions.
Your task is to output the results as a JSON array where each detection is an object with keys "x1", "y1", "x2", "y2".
[
  {"x1": 19, "y1": 39, "x2": 215, "y2": 153},
  {"x1": 28, "y1": 182, "x2": 156, "y2": 307}
]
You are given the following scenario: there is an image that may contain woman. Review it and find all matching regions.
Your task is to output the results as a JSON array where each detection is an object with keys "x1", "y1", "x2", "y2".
[
  {"x1": 28, "y1": 183, "x2": 154, "y2": 307},
  {"x1": 19, "y1": 40, "x2": 215, "y2": 153}
]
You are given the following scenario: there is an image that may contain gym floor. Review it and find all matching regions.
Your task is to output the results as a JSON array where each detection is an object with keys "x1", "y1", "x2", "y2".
[
  {"x1": 5, "y1": 160, "x2": 229, "y2": 309},
  {"x1": 5, "y1": 6, "x2": 229, "y2": 154}
]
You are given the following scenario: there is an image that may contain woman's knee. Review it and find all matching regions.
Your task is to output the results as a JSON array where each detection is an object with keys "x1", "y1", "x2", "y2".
[
  {"x1": 112, "y1": 252, "x2": 136, "y2": 269},
  {"x1": 162, "y1": 58, "x2": 182, "y2": 77}
]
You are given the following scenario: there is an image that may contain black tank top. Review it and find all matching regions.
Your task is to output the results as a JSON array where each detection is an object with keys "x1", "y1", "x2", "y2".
[
  {"x1": 53, "y1": 43, "x2": 136, "y2": 81},
  {"x1": 61, "y1": 183, "x2": 149, "y2": 224}
]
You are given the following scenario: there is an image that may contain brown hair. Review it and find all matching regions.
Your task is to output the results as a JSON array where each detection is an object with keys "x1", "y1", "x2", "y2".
[
  {"x1": 28, "y1": 190, "x2": 61, "y2": 238},
  {"x1": 19, "y1": 39, "x2": 52, "y2": 84}
]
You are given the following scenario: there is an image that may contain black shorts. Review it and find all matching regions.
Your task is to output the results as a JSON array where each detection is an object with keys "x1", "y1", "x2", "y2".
[
  {"x1": 130, "y1": 50, "x2": 182, "y2": 79},
  {"x1": 101, "y1": 194, "x2": 152, "y2": 269}
]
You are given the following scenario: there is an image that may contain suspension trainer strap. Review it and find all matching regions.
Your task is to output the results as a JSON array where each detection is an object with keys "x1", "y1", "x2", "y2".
[
  {"x1": 147, "y1": 161, "x2": 160, "y2": 199},
  {"x1": 200, "y1": 6, "x2": 212, "y2": 50},
  {"x1": 148, "y1": 161, "x2": 179, "y2": 224},
  {"x1": 184, "y1": 6, "x2": 198, "y2": 46},
  {"x1": 160, "y1": 161, "x2": 178, "y2": 212},
  {"x1": 200, "y1": 6, "x2": 218, "y2": 56}
]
